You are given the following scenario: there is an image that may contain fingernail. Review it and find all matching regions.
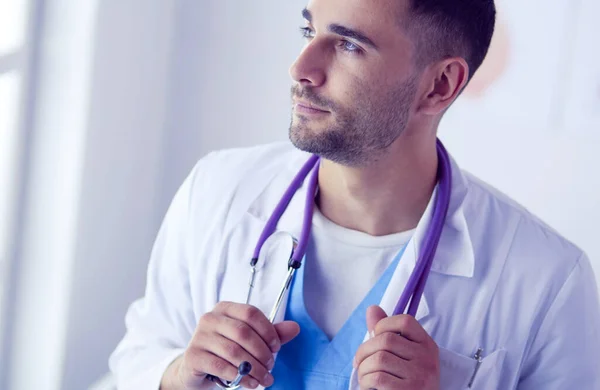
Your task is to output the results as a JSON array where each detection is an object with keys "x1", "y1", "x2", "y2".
[
  {"x1": 267, "y1": 357, "x2": 275, "y2": 370},
  {"x1": 369, "y1": 330, "x2": 375, "y2": 339},
  {"x1": 270, "y1": 340, "x2": 280, "y2": 352},
  {"x1": 263, "y1": 373, "x2": 274, "y2": 387},
  {"x1": 248, "y1": 378, "x2": 259, "y2": 388}
]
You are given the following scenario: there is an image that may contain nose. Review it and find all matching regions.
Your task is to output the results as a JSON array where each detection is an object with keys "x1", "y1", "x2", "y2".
[{"x1": 289, "y1": 40, "x2": 327, "y2": 87}]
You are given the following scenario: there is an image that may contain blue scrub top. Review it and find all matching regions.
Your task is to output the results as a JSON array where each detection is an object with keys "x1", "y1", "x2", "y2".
[{"x1": 268, "y1": 244, "x2": 407, "y2": 389}]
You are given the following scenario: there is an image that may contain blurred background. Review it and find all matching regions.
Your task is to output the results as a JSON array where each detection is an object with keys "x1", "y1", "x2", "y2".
[{"x1": 0, "y1": 0, "x2": 598, "y2": 389}]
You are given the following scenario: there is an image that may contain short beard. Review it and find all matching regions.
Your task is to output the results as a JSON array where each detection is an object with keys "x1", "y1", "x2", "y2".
[{"x1": 289, "y1": 76, "x2": 418, "y2": 167}]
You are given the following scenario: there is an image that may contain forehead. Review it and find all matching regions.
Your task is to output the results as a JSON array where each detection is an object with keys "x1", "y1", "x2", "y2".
[{"x1": 305, "y1": 0, "x2": 411, "y2": 47}]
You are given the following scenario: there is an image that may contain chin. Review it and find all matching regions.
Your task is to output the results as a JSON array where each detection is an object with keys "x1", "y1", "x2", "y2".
[{"x1": 289, "y1": 118, "x2": 324, "y2": 141}]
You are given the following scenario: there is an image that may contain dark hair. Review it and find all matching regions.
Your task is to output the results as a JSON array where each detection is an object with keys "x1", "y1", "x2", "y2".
[{"x1": 404, "y1": 0, "x2": 496, "y2": 80}]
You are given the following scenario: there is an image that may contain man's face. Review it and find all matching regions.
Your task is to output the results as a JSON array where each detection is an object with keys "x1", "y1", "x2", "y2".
[{"x1": 289, "y1": 0, "x2": 419, "y2": 166}]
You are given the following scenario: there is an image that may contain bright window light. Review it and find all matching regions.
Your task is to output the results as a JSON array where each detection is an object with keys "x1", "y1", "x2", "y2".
[{"x1": 0, "y1": 70, "x2": 22, "y2": 341}]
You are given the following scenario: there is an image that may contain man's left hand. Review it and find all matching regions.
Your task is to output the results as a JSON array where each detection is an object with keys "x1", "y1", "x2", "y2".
[{"x1": 353, "y1": 305, "x2": 440, "y2": 390}]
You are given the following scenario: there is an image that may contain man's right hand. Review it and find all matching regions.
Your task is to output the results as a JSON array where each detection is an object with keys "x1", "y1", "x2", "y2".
[{"x1": 160, "y1": 301, "x2": 300, "y2": 389}]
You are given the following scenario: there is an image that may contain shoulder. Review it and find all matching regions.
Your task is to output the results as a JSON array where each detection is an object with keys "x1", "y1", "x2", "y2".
[
  {"x1": 186, "y1": 141, "x2": 306, "y2": 197},
  {"x1": 206, "y1": 141, "x2": 304, "y2": 171},
  {"x1": 183, "y1": 141, "x2": 309, "y2": 228},
  {"x1": 190, "y1": 142, "x2": 306, "y2": 188}
]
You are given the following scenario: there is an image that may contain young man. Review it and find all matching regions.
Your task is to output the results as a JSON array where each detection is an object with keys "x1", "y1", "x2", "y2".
[{"x1": 110, "y1": 0, "x2": 600, "y2": 389}]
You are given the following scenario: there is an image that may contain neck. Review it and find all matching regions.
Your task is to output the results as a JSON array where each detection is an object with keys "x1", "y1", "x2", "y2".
[{"x1": 316, "y1": 134, "x2": 438, "y2": 236}]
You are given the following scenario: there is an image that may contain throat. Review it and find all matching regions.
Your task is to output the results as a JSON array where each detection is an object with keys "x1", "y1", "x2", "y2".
[
  {"x1": 315, "y1": 149, "x2": 438, "y2": 237},
  {"x1": 316, "y1": 190, "x2": 430, "y2": 236}
]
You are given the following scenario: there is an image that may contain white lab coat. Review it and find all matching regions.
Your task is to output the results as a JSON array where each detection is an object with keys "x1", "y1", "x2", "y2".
[{"x1": 109, "y1": 142, "x2": 600, "y2": 390}]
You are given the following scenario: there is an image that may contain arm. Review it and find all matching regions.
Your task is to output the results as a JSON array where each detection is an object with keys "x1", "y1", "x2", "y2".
[
  {"x1": 517, "y1": 252, "x2": 600, "y2": 389},
  {"x1": 108, "y1": 153, "x2": 299, "y2": 390},
  {"x1": 108, "y1": 157, "x2": 208, "y2": 390}
]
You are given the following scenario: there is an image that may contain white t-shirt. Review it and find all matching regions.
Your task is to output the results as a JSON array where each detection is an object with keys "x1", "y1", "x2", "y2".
[{"x1": 303, "y1": 207, "x2": 414, "y2": 340}]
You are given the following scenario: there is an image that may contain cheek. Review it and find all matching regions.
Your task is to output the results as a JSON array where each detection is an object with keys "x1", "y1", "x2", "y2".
[
  {"x1": 332, "y1": 74, "x2": 372, "y2": 104},
  {"x1": 326, "y1": 60, "x2": 393, "y2": 109}
]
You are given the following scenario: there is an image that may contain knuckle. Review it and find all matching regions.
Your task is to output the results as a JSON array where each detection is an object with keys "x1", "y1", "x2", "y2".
[
  {"x1": 354, "y1": 343, "x2": 366, "y2": 357},
  {"x1": 191, "y1": 330, "x2": 211, "y2": 348},
  {"x1": 215, "y1": 301, "x2": 233, "y2": 312},
  {"x1": 243, "y1": 305, "x2": 262, "y2": 323},
  {"x1": 187, "y1": 335, "x2": 204, "y2": 352},
  {"x1": 398, "y1": 314, "x2": 412, "y2": 329},
  {"x1": 199, "y1": 311, "x2": 217, "y2": 327},
  {"x1": 207, "y1": 357, "x2": 228, "y2": 375},
  {"x1": 372, "y1": 372, "x2": 389, "y2": 387},
  {"x1": 224, "y1": 341, "x2": 244, "y2": 360},
  {"x1": 233, "y1": 321, "x2": 253, "y2": 340},
  {"x1": 357, "y1": 360, "x2": 368, "y2": 377},
  {"x1": 382, "y1": 332, "x2": 397, "y2": 346},
  {"x1": 374, "y1": 351, "x2": 389, "y2": 366}
]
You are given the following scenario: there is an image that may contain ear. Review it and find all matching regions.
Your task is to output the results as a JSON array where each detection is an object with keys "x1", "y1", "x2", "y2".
[{"x1": 417, "y1": 57, "x2": 469, "y2": 115}]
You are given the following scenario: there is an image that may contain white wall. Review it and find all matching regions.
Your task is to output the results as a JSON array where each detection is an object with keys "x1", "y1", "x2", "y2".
[
  {"x1": 440, "y1": 0, "x2": 600, "y2": 270},
  {"x1": 159, "y1": 0, "x2": 307, "y2": 208}
]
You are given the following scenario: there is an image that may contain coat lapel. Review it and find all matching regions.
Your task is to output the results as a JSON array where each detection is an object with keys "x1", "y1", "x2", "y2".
[{"x1": 348, "y1": 154, "x2": 476, "y2": 389}]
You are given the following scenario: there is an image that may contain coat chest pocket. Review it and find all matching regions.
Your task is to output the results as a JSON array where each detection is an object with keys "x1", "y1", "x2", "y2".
[{"x1": 439, "y1": 347, "x2": 507, "y2": 389}]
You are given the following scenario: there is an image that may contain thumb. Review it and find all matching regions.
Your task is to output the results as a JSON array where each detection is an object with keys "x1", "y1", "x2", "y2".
[
  {"x1": 366, "y1": 305, "x2": 388, "y2": 336},
  {"x1": 274, "y1": 321, "x2": 300, "y2": 345}
]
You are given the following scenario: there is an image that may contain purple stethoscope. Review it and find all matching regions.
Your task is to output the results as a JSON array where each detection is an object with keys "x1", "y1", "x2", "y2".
[{"x1": 208, "y1": 139, "x2": 452, "y2": 389}]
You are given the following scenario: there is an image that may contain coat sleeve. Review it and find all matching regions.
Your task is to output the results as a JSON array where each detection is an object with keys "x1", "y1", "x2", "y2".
[
  {"x1": 108, "y1": 154, "x2": 216, "y2": 390},
  {"x1": 517, "y1": 252, "x2": 600, "y2": 389}
]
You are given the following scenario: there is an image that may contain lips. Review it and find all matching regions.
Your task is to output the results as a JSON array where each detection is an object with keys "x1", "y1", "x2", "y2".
[{"x1": 294, "y1": 100, "x2": 329, "y2": 112}]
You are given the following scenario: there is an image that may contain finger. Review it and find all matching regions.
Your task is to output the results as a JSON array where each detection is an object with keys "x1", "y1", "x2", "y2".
[
  {"x1": 366, "y1": 305, "x2": 388, "y2": 334},
  {"x1": 357, "y1": 350, "x2": 409, "y2": 380},
  {"x1": 202, "y1": 333, "x2": 274, "y2": 388},
  {"x1": 359, "y1": 371, "x2": 404, "y2": 390},
  {"x1": 213, "y1": 315, "x2": 275, "y2": 372},
  {"x1": 374, "y1": 314, "x2": 429, "y2": 343},
  {"x1": 215, "y1": 302, "x2": 281, "y2": 352},
  {"x1": 188, "y1": 349, "x2": 260, "y2": 389},
  {"x1": 354, "y1": 332, "x2": 415, "y2": 368},
  {"x1": 274, "y1": 321, "x2": 300, "y2": 344}
]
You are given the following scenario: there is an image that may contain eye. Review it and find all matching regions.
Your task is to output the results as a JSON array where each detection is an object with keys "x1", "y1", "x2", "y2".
[
  {"x1": 340, "y1": 40, "x2": 361, "y2": 53},
  {"x1": 299, "y1": 26, "x2": 314, "y2": 39}
]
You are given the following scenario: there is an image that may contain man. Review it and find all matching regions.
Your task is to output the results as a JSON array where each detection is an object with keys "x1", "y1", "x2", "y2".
[{"x1": 109, "y1": 0, "x2": 600, "y2": 389}]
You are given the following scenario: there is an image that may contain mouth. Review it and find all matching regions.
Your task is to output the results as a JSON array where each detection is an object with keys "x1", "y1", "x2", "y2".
[{"x1": 293, "y1": 100, "x2": 330, "y2": 115}]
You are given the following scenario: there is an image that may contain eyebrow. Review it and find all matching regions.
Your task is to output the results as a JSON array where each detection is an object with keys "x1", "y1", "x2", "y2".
[{"x1": 302, "y1": 8, "x2": 379, "y2": 50}]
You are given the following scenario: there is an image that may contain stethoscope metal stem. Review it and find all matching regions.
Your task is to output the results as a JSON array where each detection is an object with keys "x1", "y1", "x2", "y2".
[
  {"x1": 245, "y1": 266, "x2": 257, "y2": 305},
  {"x1": 268, "y1": 265, "x2": 297, "y2": 322}
]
